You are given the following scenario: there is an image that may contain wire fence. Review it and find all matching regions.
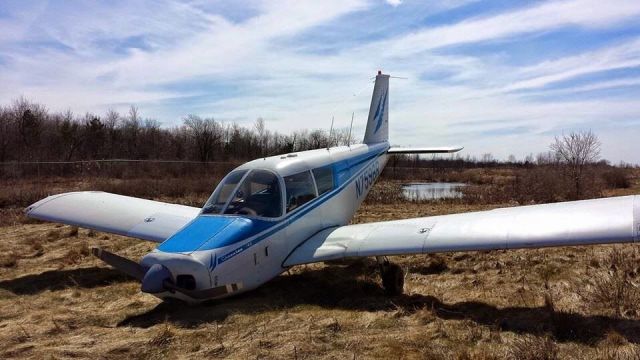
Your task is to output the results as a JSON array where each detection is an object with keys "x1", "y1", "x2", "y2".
[{"x1": 0, "y1": 159, "x2": 241, "y2": 179}]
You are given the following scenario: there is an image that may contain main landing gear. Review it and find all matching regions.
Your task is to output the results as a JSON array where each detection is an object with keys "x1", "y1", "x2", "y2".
[{"x1": 377, "y1": 256, "x2": 404, "y2": 296}]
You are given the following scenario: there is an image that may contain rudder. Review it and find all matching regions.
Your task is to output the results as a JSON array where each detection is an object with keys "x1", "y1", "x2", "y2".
[{"x1": 363, "y1": 71, "x2": 389, "y2": 144}]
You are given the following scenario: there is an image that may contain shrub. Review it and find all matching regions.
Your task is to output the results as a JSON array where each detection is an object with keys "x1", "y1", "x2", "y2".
[
  {"x1": 601, "y1": 168, "x2": 631, "y2": 189},
  {"x1": 584, "y1": 249, "x2": 640, "y2": 317}
]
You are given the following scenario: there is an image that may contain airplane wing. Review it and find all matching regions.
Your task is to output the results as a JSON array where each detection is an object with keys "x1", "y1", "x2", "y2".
[
  {"x1": 283, "y1": 195, "x2": 640, "y2": 266},
  {"x1": 387, "y1": 146, "x2": 463, "y2": 154},
  {"x1": 25, "y1": 191, "x2": 201, "y2": 243}
]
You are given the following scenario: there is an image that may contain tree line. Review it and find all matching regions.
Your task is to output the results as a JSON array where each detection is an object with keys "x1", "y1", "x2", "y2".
[{"x1": 0, "y1": 97, "x2": 355, "y2": 163}]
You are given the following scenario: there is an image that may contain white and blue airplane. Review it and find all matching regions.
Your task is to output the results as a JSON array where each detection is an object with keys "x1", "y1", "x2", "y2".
[{"x1": 26, "y1": 72, "x2": 640, "y2": 303}]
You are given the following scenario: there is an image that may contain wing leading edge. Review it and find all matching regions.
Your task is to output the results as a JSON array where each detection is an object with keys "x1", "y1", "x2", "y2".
[
  {"x1": 26, "y1": 192, "x2": 201, "y2": 242},
  {"x1": 284, "y1": 195, "x2": 640, "y2": 266}
]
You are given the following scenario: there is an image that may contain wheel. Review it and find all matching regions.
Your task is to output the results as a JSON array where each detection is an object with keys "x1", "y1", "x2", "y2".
[{"x1": 381, "y1": 263, "x2": 404, "y2": 296}]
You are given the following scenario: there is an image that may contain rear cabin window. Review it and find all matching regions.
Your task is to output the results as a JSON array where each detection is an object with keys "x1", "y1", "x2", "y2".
[
  {"x1": 284, "y1": 171, "x2": 317, "y2": 212},
  {"x1": 312, "y1": 166, "x2": 334, "y2": 195}
]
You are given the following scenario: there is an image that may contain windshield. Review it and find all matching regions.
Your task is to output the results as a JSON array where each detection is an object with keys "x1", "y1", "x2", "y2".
[
  {"x1": 202, "y1": 169, "x2": 283, "y2": 218},
  {"x1": 202, "y1": 170, "x2": 248, "y2": 215}
]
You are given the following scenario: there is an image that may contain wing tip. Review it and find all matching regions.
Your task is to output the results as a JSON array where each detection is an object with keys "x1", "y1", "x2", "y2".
[
  {"x1": 24, "y1": 191, "x2": 108, "y2": 216},
  {"x1": 24, "y1": 192, "x2": 67, "y2": 216}
]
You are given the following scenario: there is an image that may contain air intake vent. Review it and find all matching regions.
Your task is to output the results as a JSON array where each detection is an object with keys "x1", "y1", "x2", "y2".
[{"x1": 176, "y1": 275, "x2": 196, "y2": 290}]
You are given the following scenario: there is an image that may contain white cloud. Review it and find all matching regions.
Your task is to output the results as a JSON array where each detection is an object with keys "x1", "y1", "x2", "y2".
[
  {"x1": 522, "y1": 77, "x2": 640, "y2": 96},
  {"x1": 504, "y1": 38, "x2": 640, "y2": 91},
  {"x1": 376, "y1": 0, "x2": 640, "y2": 56}
]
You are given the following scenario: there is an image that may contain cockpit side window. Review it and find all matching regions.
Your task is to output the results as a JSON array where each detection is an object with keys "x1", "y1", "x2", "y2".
[
  {"x1": 224, "y1": 170, "x2": 283, "y2": 218},
  {"x1": 202, "y1": 170, "x2": 248, "y2": 215},
  {"x1": 312, "y1": 166, "x2": 334, "y2": 195},
  {"x1": 284, "y1": 171, "x2": 317, "y2": 213}
]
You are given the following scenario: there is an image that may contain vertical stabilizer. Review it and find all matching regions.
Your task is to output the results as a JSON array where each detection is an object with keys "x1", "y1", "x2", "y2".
[{"x1": 363, "y1": 71, "x2": 390, "y2": 144}]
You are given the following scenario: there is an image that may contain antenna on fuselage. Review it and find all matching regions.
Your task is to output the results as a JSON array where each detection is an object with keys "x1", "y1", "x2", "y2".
[
  {"x1": 347, "y1": 112, "x2": 354, "y2": 147},
  {"x1": 327, "y1": 116, "x2": 334, "y2": 150}
]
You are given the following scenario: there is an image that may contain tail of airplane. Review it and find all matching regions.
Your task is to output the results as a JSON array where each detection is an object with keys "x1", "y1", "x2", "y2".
[
  {"x1": 364, "y1": 70, "x2": 464, "y2": 154},
  {"x1": 363, "y1": 71, "x2": 389, "y2": 145}
]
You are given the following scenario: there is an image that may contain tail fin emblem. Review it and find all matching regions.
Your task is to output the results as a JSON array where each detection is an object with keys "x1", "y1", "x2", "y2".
[{"x1": 374, "y1": 90, "x2": 387, "y2": 133}]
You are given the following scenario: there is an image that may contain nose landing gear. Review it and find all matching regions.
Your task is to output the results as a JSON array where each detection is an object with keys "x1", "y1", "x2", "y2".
[{"x1": 377, "y1": 256, "x2": 404, "y2": 296}]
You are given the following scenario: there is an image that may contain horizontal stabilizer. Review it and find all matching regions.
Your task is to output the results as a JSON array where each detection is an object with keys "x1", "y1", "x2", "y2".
[
  {"x1": 388, "y1": 146, "x2": 463, "y2": 154},
  {"x1": 26, "y1": 191, "x2": 201, "y2": 242},
  {"x1": 284, "y1": 195, "x2": 640, "y2": 266}
]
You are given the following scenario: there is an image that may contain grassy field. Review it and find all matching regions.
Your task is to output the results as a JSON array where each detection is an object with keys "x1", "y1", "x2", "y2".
[{"x1": 1, "y1": 172, "x2": 640, "y2": 359}]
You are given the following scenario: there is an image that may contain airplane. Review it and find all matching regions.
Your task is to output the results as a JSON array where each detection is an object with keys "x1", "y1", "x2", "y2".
[{"x1": 25, "y1": 71, "x2": 639, "y2": 303}]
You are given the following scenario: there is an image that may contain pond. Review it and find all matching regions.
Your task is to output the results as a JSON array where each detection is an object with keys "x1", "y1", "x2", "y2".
[{"x1": 402, "y1": 182, "x2": 467, "y2": 201}]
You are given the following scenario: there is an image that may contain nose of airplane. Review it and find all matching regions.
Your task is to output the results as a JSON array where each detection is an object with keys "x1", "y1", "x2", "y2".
[
  {"x1": 139, "y1": 251, "x2": 212, "y2": 295},
  {"x1": 92, "y1": 246, "x2": 234, "y2": 301}
]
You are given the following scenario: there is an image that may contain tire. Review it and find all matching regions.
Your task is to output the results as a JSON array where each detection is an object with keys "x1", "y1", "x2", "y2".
[{"x1": 382, "y1": 263, "x2": 404, "y2": 296}]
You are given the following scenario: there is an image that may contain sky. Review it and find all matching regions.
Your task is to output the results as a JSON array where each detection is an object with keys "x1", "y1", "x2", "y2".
[{"x1": 1, "y1": 0, "x2": 640, "y2": 163}]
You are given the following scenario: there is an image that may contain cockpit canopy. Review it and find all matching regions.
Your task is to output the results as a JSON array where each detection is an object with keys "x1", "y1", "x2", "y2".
[
  {"x1": 202, "y1": 169, "x2": 283, "y2": 218},
  {"x1": 202, "y1": 165, "x2": 335, "y2": 219}
]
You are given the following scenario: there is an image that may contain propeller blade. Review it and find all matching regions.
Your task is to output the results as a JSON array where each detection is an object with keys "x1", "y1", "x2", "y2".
[{"x1": 91, "y1": 247, "x2": 146, "y2": 281}]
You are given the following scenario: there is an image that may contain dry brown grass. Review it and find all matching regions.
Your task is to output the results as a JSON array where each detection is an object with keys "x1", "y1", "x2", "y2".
[
  {"x1": 581, "y1": 248, "x2": 640, "y2": 318},
  {"x1": 0, "y1": 171, "x2": 639, "y2": 359},
  {"x1": 507, "y1": 335, "x2": 558, "y2": 360}
]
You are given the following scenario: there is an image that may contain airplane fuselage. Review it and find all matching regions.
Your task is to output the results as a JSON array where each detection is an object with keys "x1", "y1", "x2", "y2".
[{"x1": 141, "y1": 142, "x2": 389, "y2": 301}]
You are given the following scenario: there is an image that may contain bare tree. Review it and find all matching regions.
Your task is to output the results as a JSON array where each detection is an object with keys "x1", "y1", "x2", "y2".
[
  {"x1": 254, "y1": 117, "x2": 266, "y2": 156},
  {"x1": 0, "y1": 106, "x2": 13, "y2": 162},
  {"x1": 121, "y1": 105, "x2": 142, "y2": 157},
  {"x1": 58, "y1": 110, "x2": 83, "y2": 161},
  {"x1": 84, "y1": 113, "x2": 105, "y2": 159},
  {"x1": 550, "y1": 130, "x2": 601, "y2": 198},
  {"x1": 104, "y1": 109, "x2": 120, "y2": 158},
  {"x1": 184, "y1": 115, "x2": 218, "y2": 162},
  {"x1": 12, "y1": 97, "x2": 46, "y2": 159}
]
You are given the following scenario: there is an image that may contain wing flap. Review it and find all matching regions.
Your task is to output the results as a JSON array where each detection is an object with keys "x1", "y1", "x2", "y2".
[
  {"x1": 284, "y1": 195, "x2": 639, "y2": 266},
  {"x1": 26, "y1": 192, "x2": 201, "y2": 242}
]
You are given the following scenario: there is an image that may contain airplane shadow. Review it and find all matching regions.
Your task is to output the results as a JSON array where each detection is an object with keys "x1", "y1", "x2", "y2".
[
  {"x1": 0, "y1": 267, "x2": 134, "y2": 295},
  {"x1": 119, "y1": 262, "x2": 640, "y2": 345}
]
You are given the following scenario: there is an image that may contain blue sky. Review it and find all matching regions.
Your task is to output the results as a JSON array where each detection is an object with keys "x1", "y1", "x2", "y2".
[{"x1": 1, "y1": 0, "x2": 640, "y2": 163}]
